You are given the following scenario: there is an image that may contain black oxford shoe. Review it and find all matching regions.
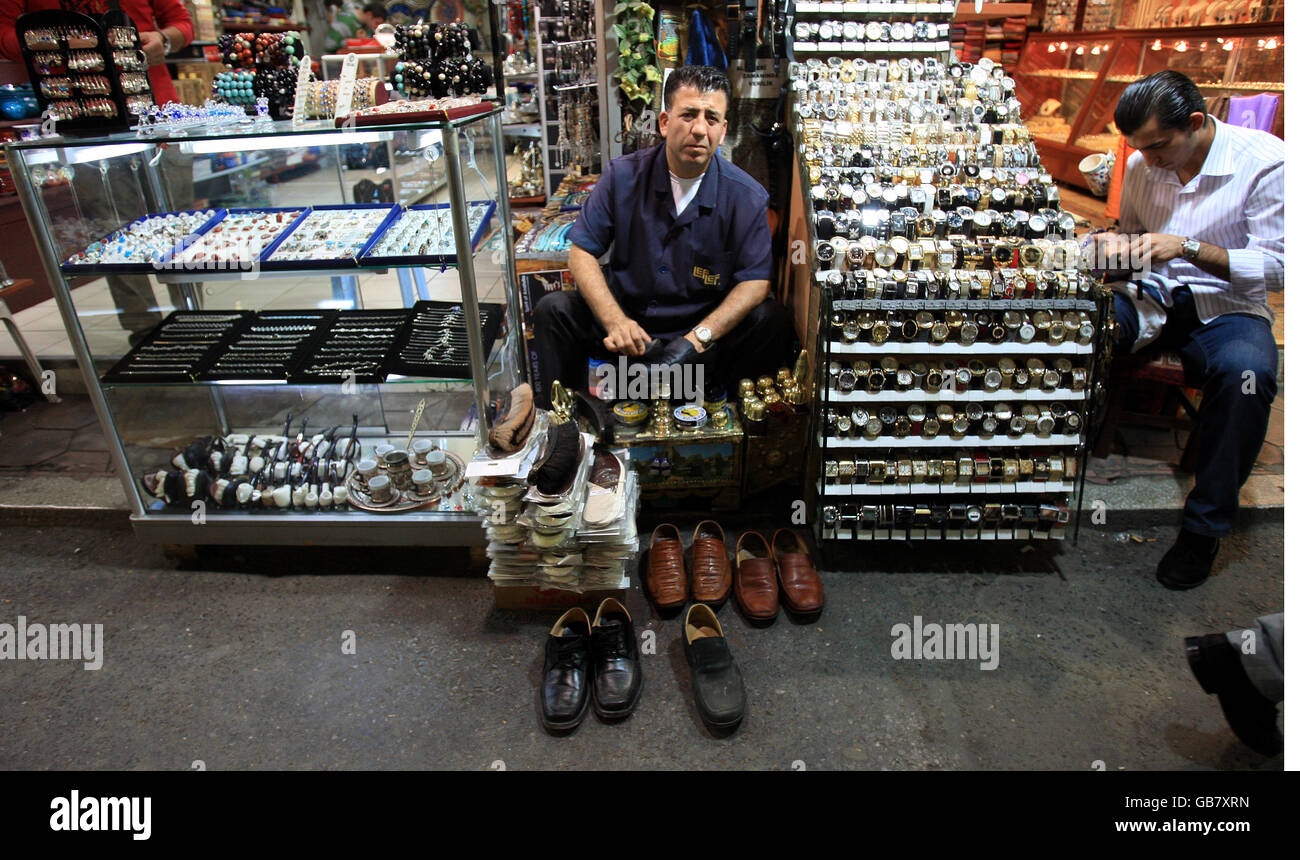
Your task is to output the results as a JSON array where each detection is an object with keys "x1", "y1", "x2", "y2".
[
  {"x1": 683, "y1": 603, "x2": 746, "y2": 730},
  {"x1": 1186, "y1": 633, "x2": 1282, "y2": 756},
  {"x1": 590, "y1": 598, "x2": 642, "y2": 720},
  {"x1": 1157, "y1": 529, "x2": 1220, "y2": 590},
  {"x1": 540, "y1": 607, "x2": 591, "y2": 730}
]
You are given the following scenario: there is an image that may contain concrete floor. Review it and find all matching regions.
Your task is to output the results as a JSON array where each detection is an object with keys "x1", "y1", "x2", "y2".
[{"x1": 0, "y1": 520, "x2": 1282, "y2": 770}]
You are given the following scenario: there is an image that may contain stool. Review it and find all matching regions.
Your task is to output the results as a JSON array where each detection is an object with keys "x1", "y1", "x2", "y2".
[
  {"x1": 1093, "y1": 350, "x2": 1199, "y2": 472},
  {"x1": 0, "y1": 279, "x2": 61, "y2": 404}
]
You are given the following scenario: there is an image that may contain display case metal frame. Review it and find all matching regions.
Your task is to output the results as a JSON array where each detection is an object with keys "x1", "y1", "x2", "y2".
[{"x1": 6, "y1": 109, "x2": 525, "y2": 546}]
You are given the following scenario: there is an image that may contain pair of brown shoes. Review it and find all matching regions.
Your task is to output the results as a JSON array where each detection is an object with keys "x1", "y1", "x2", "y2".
[
  {"x1": 734, "y1": 530, "x2": 824, "y2": 623},
  {"x1": 646, "y1": 523, "x2": 824, "y2": 623},
  {"x1": 646, "y1": 520, "x2": 731, "y2": 611}
]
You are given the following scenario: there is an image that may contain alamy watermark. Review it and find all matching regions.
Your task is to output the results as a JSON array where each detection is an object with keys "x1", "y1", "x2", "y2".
[
  {"x1": 592, "y1": 355, "x2": 704, "y2": 402},
  {"x1": 50, "y1": 791, "x2": 150, "y2": 840},
  {"x1": 891, "y1": 615, "x2": 999, "y2": 671},
  {"x1": 151, "y1": 235, "x2": 263, "y2": 281},
  {"x1": 0, "y1": 615, "x2": 103, "y2": 670}
]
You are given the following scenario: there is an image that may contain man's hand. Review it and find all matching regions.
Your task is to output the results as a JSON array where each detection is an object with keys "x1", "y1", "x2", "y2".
[
  {"x1": 603, "y1": 317, "x2": 654, "y2": 356},
  {"x1": 1135, "y1": 233, "x2": 1186, "y2": 267},
  {"x1": 683, "y1": 331, "x2": 707, "y2": 353},
  {"x1": 139, "y1": 30, "x2": 166, "y2": 65}
]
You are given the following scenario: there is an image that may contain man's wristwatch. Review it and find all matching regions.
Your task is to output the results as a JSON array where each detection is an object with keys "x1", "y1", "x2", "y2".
[
  {"x1": 692, "y1": 326, "x2": 714, "y2": 350},
  {"x1": 160, "y1": 31, "x2": 173, "y2": 55},
  {"x1": 1180, "y1": 237, "x2": 1201, "y2": 261}
]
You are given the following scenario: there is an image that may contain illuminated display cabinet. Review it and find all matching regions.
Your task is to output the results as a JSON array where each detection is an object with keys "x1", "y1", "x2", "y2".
[{"x1": 1018, "y1": 22, "x2": 1283, "y2": 186}]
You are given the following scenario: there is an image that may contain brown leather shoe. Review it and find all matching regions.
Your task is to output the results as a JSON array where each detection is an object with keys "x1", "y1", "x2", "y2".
[
  {"x1": 733, "y1": 531, "x2": 779, "y2": 623},
  {"x1": 771, "y1": 528, "x2": 825, "y2": 618},
  {"x1": 646, "y1": 523, "x2": 687, "y2": 611},
  {"x1": 690, "y1": 520, "x2": 732, "y2": 605}
]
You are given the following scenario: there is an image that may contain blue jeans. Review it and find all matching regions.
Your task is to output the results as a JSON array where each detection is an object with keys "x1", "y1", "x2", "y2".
[{"x1": 1113, "y1": 288, "x2": 1278, "y2": 537}]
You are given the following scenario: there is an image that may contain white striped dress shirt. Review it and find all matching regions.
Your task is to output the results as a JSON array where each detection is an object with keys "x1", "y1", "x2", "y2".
[{"x1": 1117, "y1": 115, "x2": 1284, "y2": 325}]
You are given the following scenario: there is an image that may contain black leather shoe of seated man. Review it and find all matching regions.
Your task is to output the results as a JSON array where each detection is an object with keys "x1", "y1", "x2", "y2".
[
  {"x1": 590, "y1": 598, "x2": 642, "y2": 720},
  {"x1": 540, "y1": 607, "x2": 591, "y2": 730},
  {"x1": 1185, "y1": 633, "x2": 1282, "y2": 756},
  {"x1": 683, "y1": 603, "x2": 746, "y2": 730},
  {"x1": 1157, "y1": 528, "x2": 1220, "y2": 590}
]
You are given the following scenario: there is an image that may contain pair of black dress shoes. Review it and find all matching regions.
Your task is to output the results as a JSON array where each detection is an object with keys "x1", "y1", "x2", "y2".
[{"x1": 540, "y1": 599, "x2": 643, "y2": 730}]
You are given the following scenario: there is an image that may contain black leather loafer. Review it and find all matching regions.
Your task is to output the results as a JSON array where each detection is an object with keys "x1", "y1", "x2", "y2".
[
  {"x1": 590, "y1": 598, "x2": 642, "y2": 720},
  {"x1": 1157, "y1": 529, "x2": 1220, "y2": 590},
  {"x1": 683, "y1": 603, "x2": 746, "y2": 730},
  {"x1": 540, "y1": 607, "x2": 591, "y2": 730},
  {"x1": 1186, "y1": 633, "x2": 1282, "y2": 756}
]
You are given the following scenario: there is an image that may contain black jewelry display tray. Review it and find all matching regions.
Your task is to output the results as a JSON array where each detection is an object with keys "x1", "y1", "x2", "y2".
[
  {"x1": 385, "y1": 300, "x2": 505, "y2": 381},
  {"x1": 286, "y1": 309, "x2": 412, "y2": 385},
  {"x1": 101, "y1": 310, "x2": 255, "y2": 384},
  {"x1": 102, "y1": 302, "x2": 507, "y2": 384},
  {"x1": 196, "y1": 310, "x2": 338, "y2": 382}
]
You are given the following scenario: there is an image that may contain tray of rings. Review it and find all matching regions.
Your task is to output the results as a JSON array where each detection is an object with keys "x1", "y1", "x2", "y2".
[{"x1": 347, "y1": 441, "x2": 467, "y2": 512}]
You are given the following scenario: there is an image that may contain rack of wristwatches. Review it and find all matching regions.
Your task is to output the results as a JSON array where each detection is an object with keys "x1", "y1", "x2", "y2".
[
  {"x1": 470, "y1": 415, "x2": 640, "y2": 592},
  {"x1": 789, "y1": 1, "x2": 955, "y2": 55},
  {"x1": 788, "y1": 24, "x2": 1101, "y2": 542}
]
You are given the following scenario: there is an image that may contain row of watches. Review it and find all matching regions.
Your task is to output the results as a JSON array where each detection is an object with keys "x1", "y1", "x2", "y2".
[
  {"x1": 824, "y1": 452, "x2": 1076, "y2": 484},
  {"x1": 829, "y1": 307, "x2": 1095, "y2": 345},
  {"x1": 792, "y1": 19, "x2": 948, "y2": 43},
  {"x1": 810, "y1": 171, "x2": 1063, "y2": 214},
  {"x1": 817, "y1": 265, "x2": 1089, "y2": 302},
  {"x1": 827, "y1": 356, "x2": 1089, "y2": 394},
  {"x1": 821, "y1": 500, "x2": 1071, "y2": 535},
  {"x1": 791, "y1": 57, "x2": 1003, "y2": 87},
  {"x1": 798, "y1": 94, "x2": 1018, "y2": 127},
  {"x1": 823, "y1": 401, "x2": 1083, "y2": 440},
  {"x1": 817, "y1": 230, "x2": 1085, "y2": 269}
]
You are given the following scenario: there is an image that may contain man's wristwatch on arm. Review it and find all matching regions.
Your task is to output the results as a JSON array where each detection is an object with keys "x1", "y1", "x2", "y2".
[
  {"x1": 692, "y1": 326, "x2": 714, "y2": 351},
  {"x1": 1180, "y1": 237, "x2": 1200, "y2": 261}
]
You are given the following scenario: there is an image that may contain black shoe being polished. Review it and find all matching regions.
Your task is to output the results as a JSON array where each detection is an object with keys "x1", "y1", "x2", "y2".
[
  {"x1": 590, "y1": 598, "x2": 642, "y2": 719},
  {"x1": 1157, "y1": 529, "x2": 1220, "y2": 590},
  {"x1": 683, "y1": 603, "x2": 746, "y2": 730},
  {"x1": 1185, "y1": 633, "x2": 1282, "y2": 756},
  {"x1": 540, "y1": 607, "x2": 591, "y2": 730}
]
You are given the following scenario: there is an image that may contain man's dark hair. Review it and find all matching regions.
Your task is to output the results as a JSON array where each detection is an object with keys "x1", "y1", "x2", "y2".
[
  {"x1": 362, "y1": 2, "x2": 388, "y2": 20},
  {"x1": 663, "y1": 65, "x2": 731, "y2": 110},
  {"x1": 1114, "y1": 70, "x2": 1207, "y2": 135}
]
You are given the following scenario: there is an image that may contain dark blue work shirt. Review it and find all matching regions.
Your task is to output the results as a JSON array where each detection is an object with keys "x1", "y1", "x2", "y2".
[{"x1": 567, "y1": 142, "x2": 772, "y2": 338}]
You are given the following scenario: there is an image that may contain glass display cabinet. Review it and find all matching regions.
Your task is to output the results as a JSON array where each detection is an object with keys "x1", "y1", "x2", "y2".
[
  {"x1": 5, "y1": 108, "x2": 525, "y2": 545},
  {"x1": 1018, "y1": 22, "x2": 1283, "y2": 187}
]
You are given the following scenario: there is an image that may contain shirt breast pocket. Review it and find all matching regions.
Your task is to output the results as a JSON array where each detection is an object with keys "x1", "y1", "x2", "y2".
[{"x1": 690, "y1": 252, "x2": 732, "y2": 293}]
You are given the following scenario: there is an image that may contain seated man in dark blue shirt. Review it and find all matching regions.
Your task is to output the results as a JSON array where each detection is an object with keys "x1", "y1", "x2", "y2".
[{"x1": 533, "y1": 65, "x2": 795, "y2": 405}]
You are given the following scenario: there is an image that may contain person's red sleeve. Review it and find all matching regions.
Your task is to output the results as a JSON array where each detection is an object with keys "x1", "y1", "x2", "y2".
[
  {"x1": 150, "y1": 0, "x2": 195, "y2": 46},
  {"x1": 0, "y1": 0, "x2": 27, "y2": 64}
]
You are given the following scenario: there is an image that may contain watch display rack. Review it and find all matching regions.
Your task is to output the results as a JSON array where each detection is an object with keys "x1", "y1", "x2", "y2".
[
  {"x1": 788, "y1": 4, "x2": 1105, "y2": 544},
  {"x1": 6, "y1": 108, "x2": 526, "y2": 547}
]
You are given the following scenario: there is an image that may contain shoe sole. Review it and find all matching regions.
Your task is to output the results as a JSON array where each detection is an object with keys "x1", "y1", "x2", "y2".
[
  {"x1": 703, "y1": 715, "x2": 743, "y2": 730},
  {"x1": 1158, "y1": 571, "x2": 1210, "y2": 590}
]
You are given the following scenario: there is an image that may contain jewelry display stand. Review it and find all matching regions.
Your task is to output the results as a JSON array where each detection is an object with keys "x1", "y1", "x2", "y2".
[
  {"x1": 6, "y1": 107, "x2": 526, "y2": 547},
  {"x1": 787, "y1": 2, "x2": 1109, "y2": 545}
]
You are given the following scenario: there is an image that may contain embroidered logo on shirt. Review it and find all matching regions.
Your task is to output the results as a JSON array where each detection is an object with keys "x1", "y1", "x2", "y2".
[{"x1": 692, "y1": 266, "x2": 720, "y2": 285}]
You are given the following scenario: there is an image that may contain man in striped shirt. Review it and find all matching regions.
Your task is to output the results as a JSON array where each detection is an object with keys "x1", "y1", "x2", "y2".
[{"x1": 1092, "y1": 71, "x2": 1283, "y2": 590}]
